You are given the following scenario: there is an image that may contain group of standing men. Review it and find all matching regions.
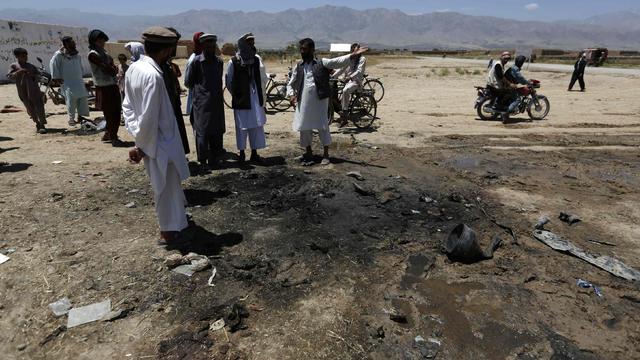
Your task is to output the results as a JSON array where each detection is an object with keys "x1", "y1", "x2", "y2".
[
  {"x1": 125, "y1": 27, "x2": 367, "y2": 245},
  {"x1": 6, "y1": 25, "x2": 368, "y2": 245}
]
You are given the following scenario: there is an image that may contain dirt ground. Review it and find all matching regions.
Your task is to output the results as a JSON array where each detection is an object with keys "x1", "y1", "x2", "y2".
[{"x1": 1, "y1": 56, "x2": 640, "y2": 360}]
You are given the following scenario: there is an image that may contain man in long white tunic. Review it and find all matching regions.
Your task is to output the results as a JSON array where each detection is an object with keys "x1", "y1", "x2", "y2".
[
  {"x1": 332, "y1": 43, "x2": 367, "y2": 125},
  {"x1": 287, "y1": 38, "x2": 368, "y2": 165},
  {"x1": 123, "y1": 27, "x2": 190, "y2": 245},
  {"x1": 226, "y1": 33, "x2": 268, "y2": 163}
]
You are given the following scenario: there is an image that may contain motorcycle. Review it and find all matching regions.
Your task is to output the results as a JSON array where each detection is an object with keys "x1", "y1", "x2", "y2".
[
  {"x1": 474, "y1": 79, "x2": 550, "y2": 122},
  {"x1": 36, "y1": 57, "x2": 96, "y2": 108},
  {"x1": 36, "y1": 57, "x2": 66, "y2": 105}
]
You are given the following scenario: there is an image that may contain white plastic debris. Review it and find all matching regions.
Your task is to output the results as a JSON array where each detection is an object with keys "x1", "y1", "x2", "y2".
[
  {"x1": 67, "y1": 299, "x2": 111, "y2": 328},
  {"x1": 125, "y1": 202, "x2": 136, "y2": 208},
  {"x1": 48, "y1": 297, "x2": 72, "y2": 317},
  {"x1": 209, "y1": 318, "x2": 225, "y2": 331},
  {"x1": 172, "y1": 254, "x2": 211, "y2": 277},
  {"x1": 207, "y1": 267, "x2": 217, "y2": 287},
  {"x1": 0, "y1": 253, "x2": 9, "y2": 265},
  {"x1": 51, "y1": 160, "x2": 63, "y2": 164}
]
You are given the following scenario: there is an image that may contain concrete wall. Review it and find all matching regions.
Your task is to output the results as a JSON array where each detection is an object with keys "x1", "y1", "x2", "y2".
[
  {"x1": 1, "y1": 19, "x2": 92, "y2": 82},
  {"x1": 112, "y1": 41, "x2": 189, "y2": 59}
]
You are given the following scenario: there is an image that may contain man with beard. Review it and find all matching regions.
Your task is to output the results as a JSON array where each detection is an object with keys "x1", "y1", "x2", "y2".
[
  {"x1": 226, "y1": 33, "x2": 268, "y2": 164},
  {"x1": 123, "y1": 27, "x2": 190, "y2": 246},
  {"x1": 287, "y1": 38, "x2": 368, "y2": 165},
  {"x1": 184, "y1": 33, "x2": 226, "y2": 171},
  {"x1": 50, "y1": 36, "x2": 90, "y2": 127}
]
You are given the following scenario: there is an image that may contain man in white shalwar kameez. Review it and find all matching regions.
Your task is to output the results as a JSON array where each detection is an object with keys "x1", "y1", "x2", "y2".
[
  {"x1": 123, "y1": 27, "x2": 190, "y2": 245},
  {"x1": 332, "y1": 43, "x2": 367, "y2": 125},
  {"x1": 226, "y1": 33, "x2": 268, "y2": 164},
  {"x1": 287, "y1": 38, "x2": 368, "y2": 165}
]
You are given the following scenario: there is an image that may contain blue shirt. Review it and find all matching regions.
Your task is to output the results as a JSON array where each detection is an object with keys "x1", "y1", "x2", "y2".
[{"x1": 50, "y1": 50, "x2": 88, "y2": 98}]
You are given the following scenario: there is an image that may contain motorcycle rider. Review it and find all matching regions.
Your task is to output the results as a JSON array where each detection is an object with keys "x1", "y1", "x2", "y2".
[
  {"x1": 504, "y1": 55, "x2": 531, "y2": 114},
  {"x1": 486, "y1": 51, "x2": 511, "y2": 113}
]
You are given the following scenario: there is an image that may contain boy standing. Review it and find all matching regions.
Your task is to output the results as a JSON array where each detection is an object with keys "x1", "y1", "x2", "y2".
[{"x1": 7, "y1": 48, "x2": 47, "y2": 134}]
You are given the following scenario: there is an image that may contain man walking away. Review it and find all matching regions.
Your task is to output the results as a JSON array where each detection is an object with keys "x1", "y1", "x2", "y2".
[
  {"x1": 7, "y1": 48, "x2": 47, "y2": 134},
  {"x1": 287, "y1": 38, "x2": 368, "y2": 165},
  {"x1": 568, "y1": 53, "x2": 587, "y2": 92},
  {"x1": 332, "y1": 43, "x2": 366, "y2": 125},
  {"x1": 50, "y1": 36, "x2": 90, "y2": 127},
  {"x1": 226, "y1": 33, "x2": 268, "y2": 164},
  {"x1": 184, "y1": 33, "x2": 226, "y2": 171},
  {"x1": 123, "y1": 27, "x2": 190, "y2": 246},
  {"x1": 88, "y1": 29, "x2": 123, "y2": 146}
]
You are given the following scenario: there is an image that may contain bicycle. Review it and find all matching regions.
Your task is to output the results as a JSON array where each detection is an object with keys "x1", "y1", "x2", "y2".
[
  {"x1": 224, "y1": 68, "x2": 292, "y2": 112},
  {"x1": 328, "y1": 79, "x2": 377, "y2": 129},
  {"x1": 265, "y1": 69, "x2": 292, "y2": 112},
  {"x1": 363, "y1": 74, "x2": 384, "y2": 103}
]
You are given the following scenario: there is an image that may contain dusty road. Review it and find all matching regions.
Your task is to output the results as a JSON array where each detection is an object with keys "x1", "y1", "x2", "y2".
[
  {"x1": 1, "y1": 56, "x2": 639, "y2": 359},
  {"x1": 419, "y1": 56, "x2": 640, "y2": 76}
]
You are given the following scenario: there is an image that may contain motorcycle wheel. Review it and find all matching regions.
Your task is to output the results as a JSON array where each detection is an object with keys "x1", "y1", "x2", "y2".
[
  {"x1": 527, "y1": 95, "x2": 550, "y2": 120},
  {"x1": 476, "y1": 98, "x2": 499, "y2": 120}
]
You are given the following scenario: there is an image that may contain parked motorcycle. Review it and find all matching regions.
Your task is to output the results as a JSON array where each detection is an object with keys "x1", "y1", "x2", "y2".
[
  {"x1": 36, "y1": 57, "x2": 96, "y2": 108},
  {"x1": 474, "y1": 80, "x2": 550, "y2": 122},
  {"x1": 36, "y1": 57, "x2": 65, "y2": 105}
]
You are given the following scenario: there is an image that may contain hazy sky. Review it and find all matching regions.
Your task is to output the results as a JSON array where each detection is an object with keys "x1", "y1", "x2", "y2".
[{"x1": 3, "y1": 0, "x2": 638, "y2": 20}]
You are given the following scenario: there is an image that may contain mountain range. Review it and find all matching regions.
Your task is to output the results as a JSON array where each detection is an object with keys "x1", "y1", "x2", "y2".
[{"x1": 1, "y1": 6, "x2": 640, "y2": 50}]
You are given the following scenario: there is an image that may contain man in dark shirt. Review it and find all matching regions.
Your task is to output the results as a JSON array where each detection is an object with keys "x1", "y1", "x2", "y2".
[
  {"x1": 7, "y1": 48, "x2": 47, "y2": 133},
  {"x1": 184, "y1": 34, "x2": 226, "y2": 170},
  {"x1": 568, "y1": 53, "x2": 587, "y2": 92}
]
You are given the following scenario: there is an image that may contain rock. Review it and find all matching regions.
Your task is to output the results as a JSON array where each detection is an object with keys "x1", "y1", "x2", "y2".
[
  {"x1": 419, "y1": 195, "x2": 434, "y2": 203},
  {"x1": 378, "y1": 191, "x2": 401, "y2": 204},
  {"x1": 50, "y1": 192, "x2": 64, "y2": 202},
  {"x1": 534, "y1": 216, "x2": 550, "y2": 230},
  {"x1": 125, "y1": 202, "x2": 136, "y2": 208},
  {"x1": 48, "y1": 297, "x2": 72, "y2": 317},
  {"x1": 559, "y1": 212, "x2": 581, "y2": 225},
  {"x1": 17, "y1": 344, "x2": 27, "y2": 351}
]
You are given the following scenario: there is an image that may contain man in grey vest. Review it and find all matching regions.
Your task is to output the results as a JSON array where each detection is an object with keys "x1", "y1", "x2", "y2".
[
  {"x1": 226, "y1": 33, "x2": 267, "y2": 164},
  {"x1": 287, "y1": 38, "x2": 368, "y2": 165}
]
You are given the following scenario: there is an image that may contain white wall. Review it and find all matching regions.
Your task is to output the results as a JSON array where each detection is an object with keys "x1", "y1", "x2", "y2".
[{"x1": 1, "y1": 19, "x2": 92, "y2": 82}]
